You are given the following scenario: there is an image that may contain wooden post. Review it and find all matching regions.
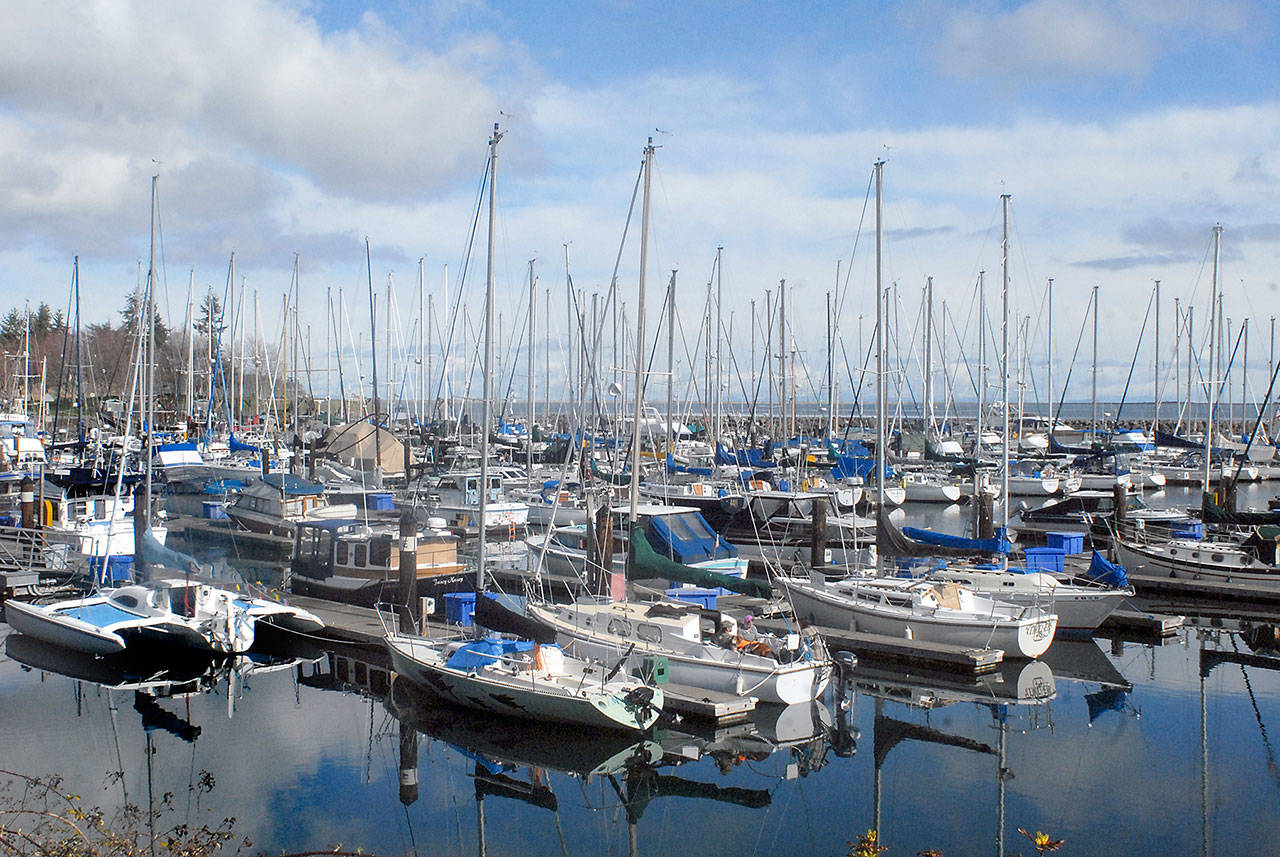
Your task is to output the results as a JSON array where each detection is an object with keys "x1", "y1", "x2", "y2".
[
  {"x1": 1112, "y1": 481, "x2": 1128, "y2": 534},
  {"x1": 398, "y1": 717, "x2": 419, "y2": 806},
  {"x1": 19, "y1": 476, "x2": 34, "y2": 530},
  {"x1": 397, "y1": 510, "x2": 418, "y2": 632},
  {"x1": 976, "y1": 491, "x2": 995, "y2": 540},
  {"x1": 810, "y1": 496, "x2": 828, "y2": 569},
  {"x1": 260, "y1": 446, "x2": 271, "y2": 477},
  {"x1": 1217, "y1": 474, "x2": 1237, "y2": 513}
]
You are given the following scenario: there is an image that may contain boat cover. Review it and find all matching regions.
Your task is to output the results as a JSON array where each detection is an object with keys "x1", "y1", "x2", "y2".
[
  {"x1": 445, "y1": 637, "x2": 537, "y2": 670},
  {"x1": 715, "y1": 443, "x2": 775, "y2": 469},
  {"x1": 627, "y1": 526, "x2": 771, "y2": 599},
  {"x1": 1083, "y1": 549, "x2": 1129, "y2": 588},
  {"x1": 902, "y1": 526, "x2": 1010, "y2": 555},
  {"x1": 666, "y1": 454, "x2": 713, "y2": 477},
  {"x1": 1155, "y1": 430, "x2": 1203, "y2": 450},
  {"x1": 646, "y1": 513, "x2": 736, "y2": 563},
  {"x1": 475, "y1": 593, "x2": 558, "y2": 645},
  {"x1": 877, "y1": 509, "x2": 998, "y2": 559}
]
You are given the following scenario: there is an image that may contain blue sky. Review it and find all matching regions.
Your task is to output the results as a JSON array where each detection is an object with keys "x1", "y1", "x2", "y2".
[{"x1": 1, "y1": 0, "x2": 1277, "y2": 404}]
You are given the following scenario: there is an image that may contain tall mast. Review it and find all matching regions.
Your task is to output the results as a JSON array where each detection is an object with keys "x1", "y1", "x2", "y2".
[
  {"x1": 478, "y1": 122, "x2": 503, "y2": 589},
  {"x1": 667, "y1": 270, "x2": 676, "y2": 449},
  {"x1": 628, "y1": 138, "x2": 655, "y2": 526},
  {"x1": 1154, "y1": 279, "x2": 1161, "y2": 433},
  {"x1": 419, "y1": 258, "x2": 426, "y2": 428},
  {"x1": 924, "y1": 276, "x2": 934, "y2": 433},
  {"x1": 1091, "y1": 284, "x2": 1099, "y2": 441},
  {"x1": 526, "y1": 257, "x2": 535, "y2": 478},
  {"x1": 367, "y1": 239, "x2": 379, "y2": 423},
  {"x1": 874, "y1": 160, "x2": 885, "y2": 513},
  {"x1": 1204, "y1": 224, "x2": 1222, "y2": 492},
  {"x1": 1000, "y1": 193, "x2": 1011, "y2": 543},
  {"x1": 977, "y1": 271, "x2": 986, "y2": 457},
  {"x1": 714, "y1": 246, "x2": 723, "y2": 445},
  {"x1": 1046, "y1": 277, "x2": 1053, "y2": 433}
]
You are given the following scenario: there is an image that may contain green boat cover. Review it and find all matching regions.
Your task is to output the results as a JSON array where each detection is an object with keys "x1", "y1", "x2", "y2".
[{"x1": 627, "y1": 525, "x2": 771, "y2": 599}]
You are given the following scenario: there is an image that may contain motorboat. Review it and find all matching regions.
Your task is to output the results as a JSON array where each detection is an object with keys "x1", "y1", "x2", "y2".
[
  {"x1": 289, "y1": 516, "x2": 469, "y2": 609},
  {"x1": 3, "y1": 577, "x2": 324, "y2": 656},
  {"x1": 224, "y1": 474, "x2": 357, "y2": 537}
]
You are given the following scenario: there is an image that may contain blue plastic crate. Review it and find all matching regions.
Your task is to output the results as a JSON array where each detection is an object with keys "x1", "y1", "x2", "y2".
[
  {"x1": 443, "y1": 591, "x2": 477, "y2": 626},
  {"x1": 666, "y1": 587, "x2": 718, "y2": 609},
  {"x1": 1046, "y1": 531, "x2": 1084, "y2": 554},
  {"x1": 89, "y1": 555, "x2": 134, "y2": 585},
  {"x1": 367, "y1": 492, "x2": 395, "y2": 511},
  {"x1": 202, "y1": 501, "x2": 229, "y2": 520},
  {"x1": 1170, "y1": 522, "x2": 1203, "y2": 540},
  {"x1": 1024, "y1": 547, "x2": 1066, "y2": 573}
]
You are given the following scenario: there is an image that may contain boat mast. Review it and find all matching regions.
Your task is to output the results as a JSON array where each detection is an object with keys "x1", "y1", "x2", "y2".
[
  {"x1": 1154, "y1": 279, "x2": 1161, "y2": 433},
  {"x1": 1204, "y1": 224, "x2": 1222, "y2": 493},
  {"x1": 977, "y1": 270, "x2": 986, "y2": 458},
  {"x1": 628, "y1": 138, "x2": 654, "y2": 527},
  {"x1": 1091, "y1": 284, "x2": 1099, "y2": 442},
  {"x1": 924, "y1": 276, "x2": 933, "y2": 435},
  {"x1": 1000, "y1": 193, "x2": 1011, "y2": 547},
  {"x1": 367, "y1": 239, "x2": 379, "y2": 424},
  {"x1": 715, "y1": 245, "x2": 723, "y2": 447},
  {"x1": 667, "y1": 270, "x2": 676, "y2": 450},
  {"x1": 1046, "y1": 277, "x2": 1053, "y2": 435},
  {"x1": 478, "y1": 123, "x2": 502, "y2": 590},
  {"x1": 874, "y1": 160, "x2": 885, "y2": 514},
  {"x1": 526, "y1": 257, "x2": 535, "y2": 479}
]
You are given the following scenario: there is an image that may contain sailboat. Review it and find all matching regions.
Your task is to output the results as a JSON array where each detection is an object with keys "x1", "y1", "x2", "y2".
[
  {"x1": 382, "y1": 125, "x2": 665, "y2": 734},
  {"x1": 781, "y1": 174, "x2": 1060, "y2": 658},
  {"x1": 525, "y1": 139, "x2": 832, "y2": 705}
]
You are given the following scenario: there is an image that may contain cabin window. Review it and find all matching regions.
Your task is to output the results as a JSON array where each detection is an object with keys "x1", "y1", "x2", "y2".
[
  {"x1": 94, "y1": 499, "x2": 106, "y2": 519},
  {"x1": 336, "y1": 542, "x2": 349, "y2": 564},
  {"x1": 370, "y1": 538, "x2": 392, "y2": 568},
  {"x1": 354, "y1": 544, "x2": 368, "y2": 567},
  {"x1": 1211, "y1": 554, "x2": 1224, "y2": 563},
  {"x1": 637, "y1": 623, "x2": 662, "y2": 643},
  {"x1": 607, "y1": 617, "x2": 633, "y2": 637},
  {"x1": 1170, "y1": 549, "x2": 1178, "y2": 557},
  {"x1": 114, "y1": 594, "x2": 139, "y2": 608}
]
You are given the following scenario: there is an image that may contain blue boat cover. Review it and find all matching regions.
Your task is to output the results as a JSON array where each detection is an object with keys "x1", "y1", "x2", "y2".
[
  {"x1": 261, "y1": 473, "x2": 326, "y2": 495},
  {"x1": 902, "y1": 526, "x2": 1011, "y2": 555},
  {"x1": 646, "y1": 512, "x2": 737, "y2": 563},
  {"x1": 1084, "y1": 549, "x2": 1129, "y2": 588},
  {"x1": 666, "y1": 454, "x2": 714, "y2": 477},
  {"x1": 229, "y1": 434, "x2": 261, "y2": 454},
  {"x1": 715, "y1": 443, "x2": 775, "y2": 469},
  {"x1": 445, "y1": 638, "x2": 538, "y2": 670}
]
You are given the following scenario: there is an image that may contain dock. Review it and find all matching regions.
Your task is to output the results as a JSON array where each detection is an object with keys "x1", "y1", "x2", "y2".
[
  {"x1": 758, "y1": 618, "x2": 1004, "y2": 674},
  {"x1": 169, "y1": 515, "x2": 294, "y2": 557},
  {"x1": 1128, "y1": 572, "x2": 1280, "y2": 606},
  {"x1": 1099, "y1": 606, "x2": 1184, "y2": 637}
]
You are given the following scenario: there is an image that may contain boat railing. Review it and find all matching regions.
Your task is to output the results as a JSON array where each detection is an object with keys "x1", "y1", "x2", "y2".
[{"x1": 0, "y1": 524, "x2": 68, "y2": 573}]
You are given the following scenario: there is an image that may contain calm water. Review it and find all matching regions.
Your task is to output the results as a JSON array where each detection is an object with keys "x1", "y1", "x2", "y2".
[{"x1": 2, "y1": 484, "x2": 1279, "y2": 855}]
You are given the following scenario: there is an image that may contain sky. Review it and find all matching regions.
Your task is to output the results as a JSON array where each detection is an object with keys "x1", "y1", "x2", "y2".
[{"x1": 1, "y1": 0, "x2": 1277, "y2": 408}]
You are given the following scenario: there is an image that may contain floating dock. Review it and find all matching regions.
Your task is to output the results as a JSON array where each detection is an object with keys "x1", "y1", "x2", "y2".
[
  {"x1": 1128, "y1": 572, "x2": 1280, "y2": 605},
  {"x1": 1099, "y1": 606, "x2": 1184, "y2": 637}
]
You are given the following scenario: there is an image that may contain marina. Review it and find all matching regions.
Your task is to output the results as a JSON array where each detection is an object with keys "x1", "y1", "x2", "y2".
[{"x1": 2, "y1": 6, "x2": 1279, "y2": 854}]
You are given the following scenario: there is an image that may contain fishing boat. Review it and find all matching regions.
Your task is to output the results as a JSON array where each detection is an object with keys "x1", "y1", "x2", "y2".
[
  {"x1": 224, "y1": 473, "x2": 357, "y2": 537},
  {"x1": 3, "y1": 577, "x2": 324, "y2": 656}
]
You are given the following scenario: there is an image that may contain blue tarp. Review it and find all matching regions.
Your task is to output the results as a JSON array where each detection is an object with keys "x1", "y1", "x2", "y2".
[
  {"x1": 444, "y1": 638, "x2": 538, "y2": 671},
  {"x1": 715, "y1": 443, "x2": 775, "y2": 469},
  {"x1": 902, "y1": 526, "x2": 1011, "y2": 555},
  {"x1": 646, "y1": 512, "x2": 737, "y2": 564},
  {"x1": 1084, "y1": 549, "x2": 1129, "y2": 588},
  {"x1": 831, "y1": 455, "x2": 893, "y2": 480},
  {"x1": 666, "y1": 454, "x2": 714, "y2": 477},
  {"x1": 228, "y1": 434, "x2": 261, "y2": 454}
]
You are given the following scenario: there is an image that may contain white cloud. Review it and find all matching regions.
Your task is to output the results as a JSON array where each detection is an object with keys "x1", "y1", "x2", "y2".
[{"x1": 934, "y1": 0, "x2": 1256, "y2": 83}]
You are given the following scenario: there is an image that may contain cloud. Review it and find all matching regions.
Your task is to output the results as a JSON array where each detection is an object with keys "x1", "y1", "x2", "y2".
[
  {"x1": 0, "y1": 0, "x2": 512, "y2": 204},
  {"x1": 934, "y1": 0, "x2": 1255, "y2": 83},
  {"x1": 1072, "y1": 252, "x2": 1196, "y2": 270}
]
